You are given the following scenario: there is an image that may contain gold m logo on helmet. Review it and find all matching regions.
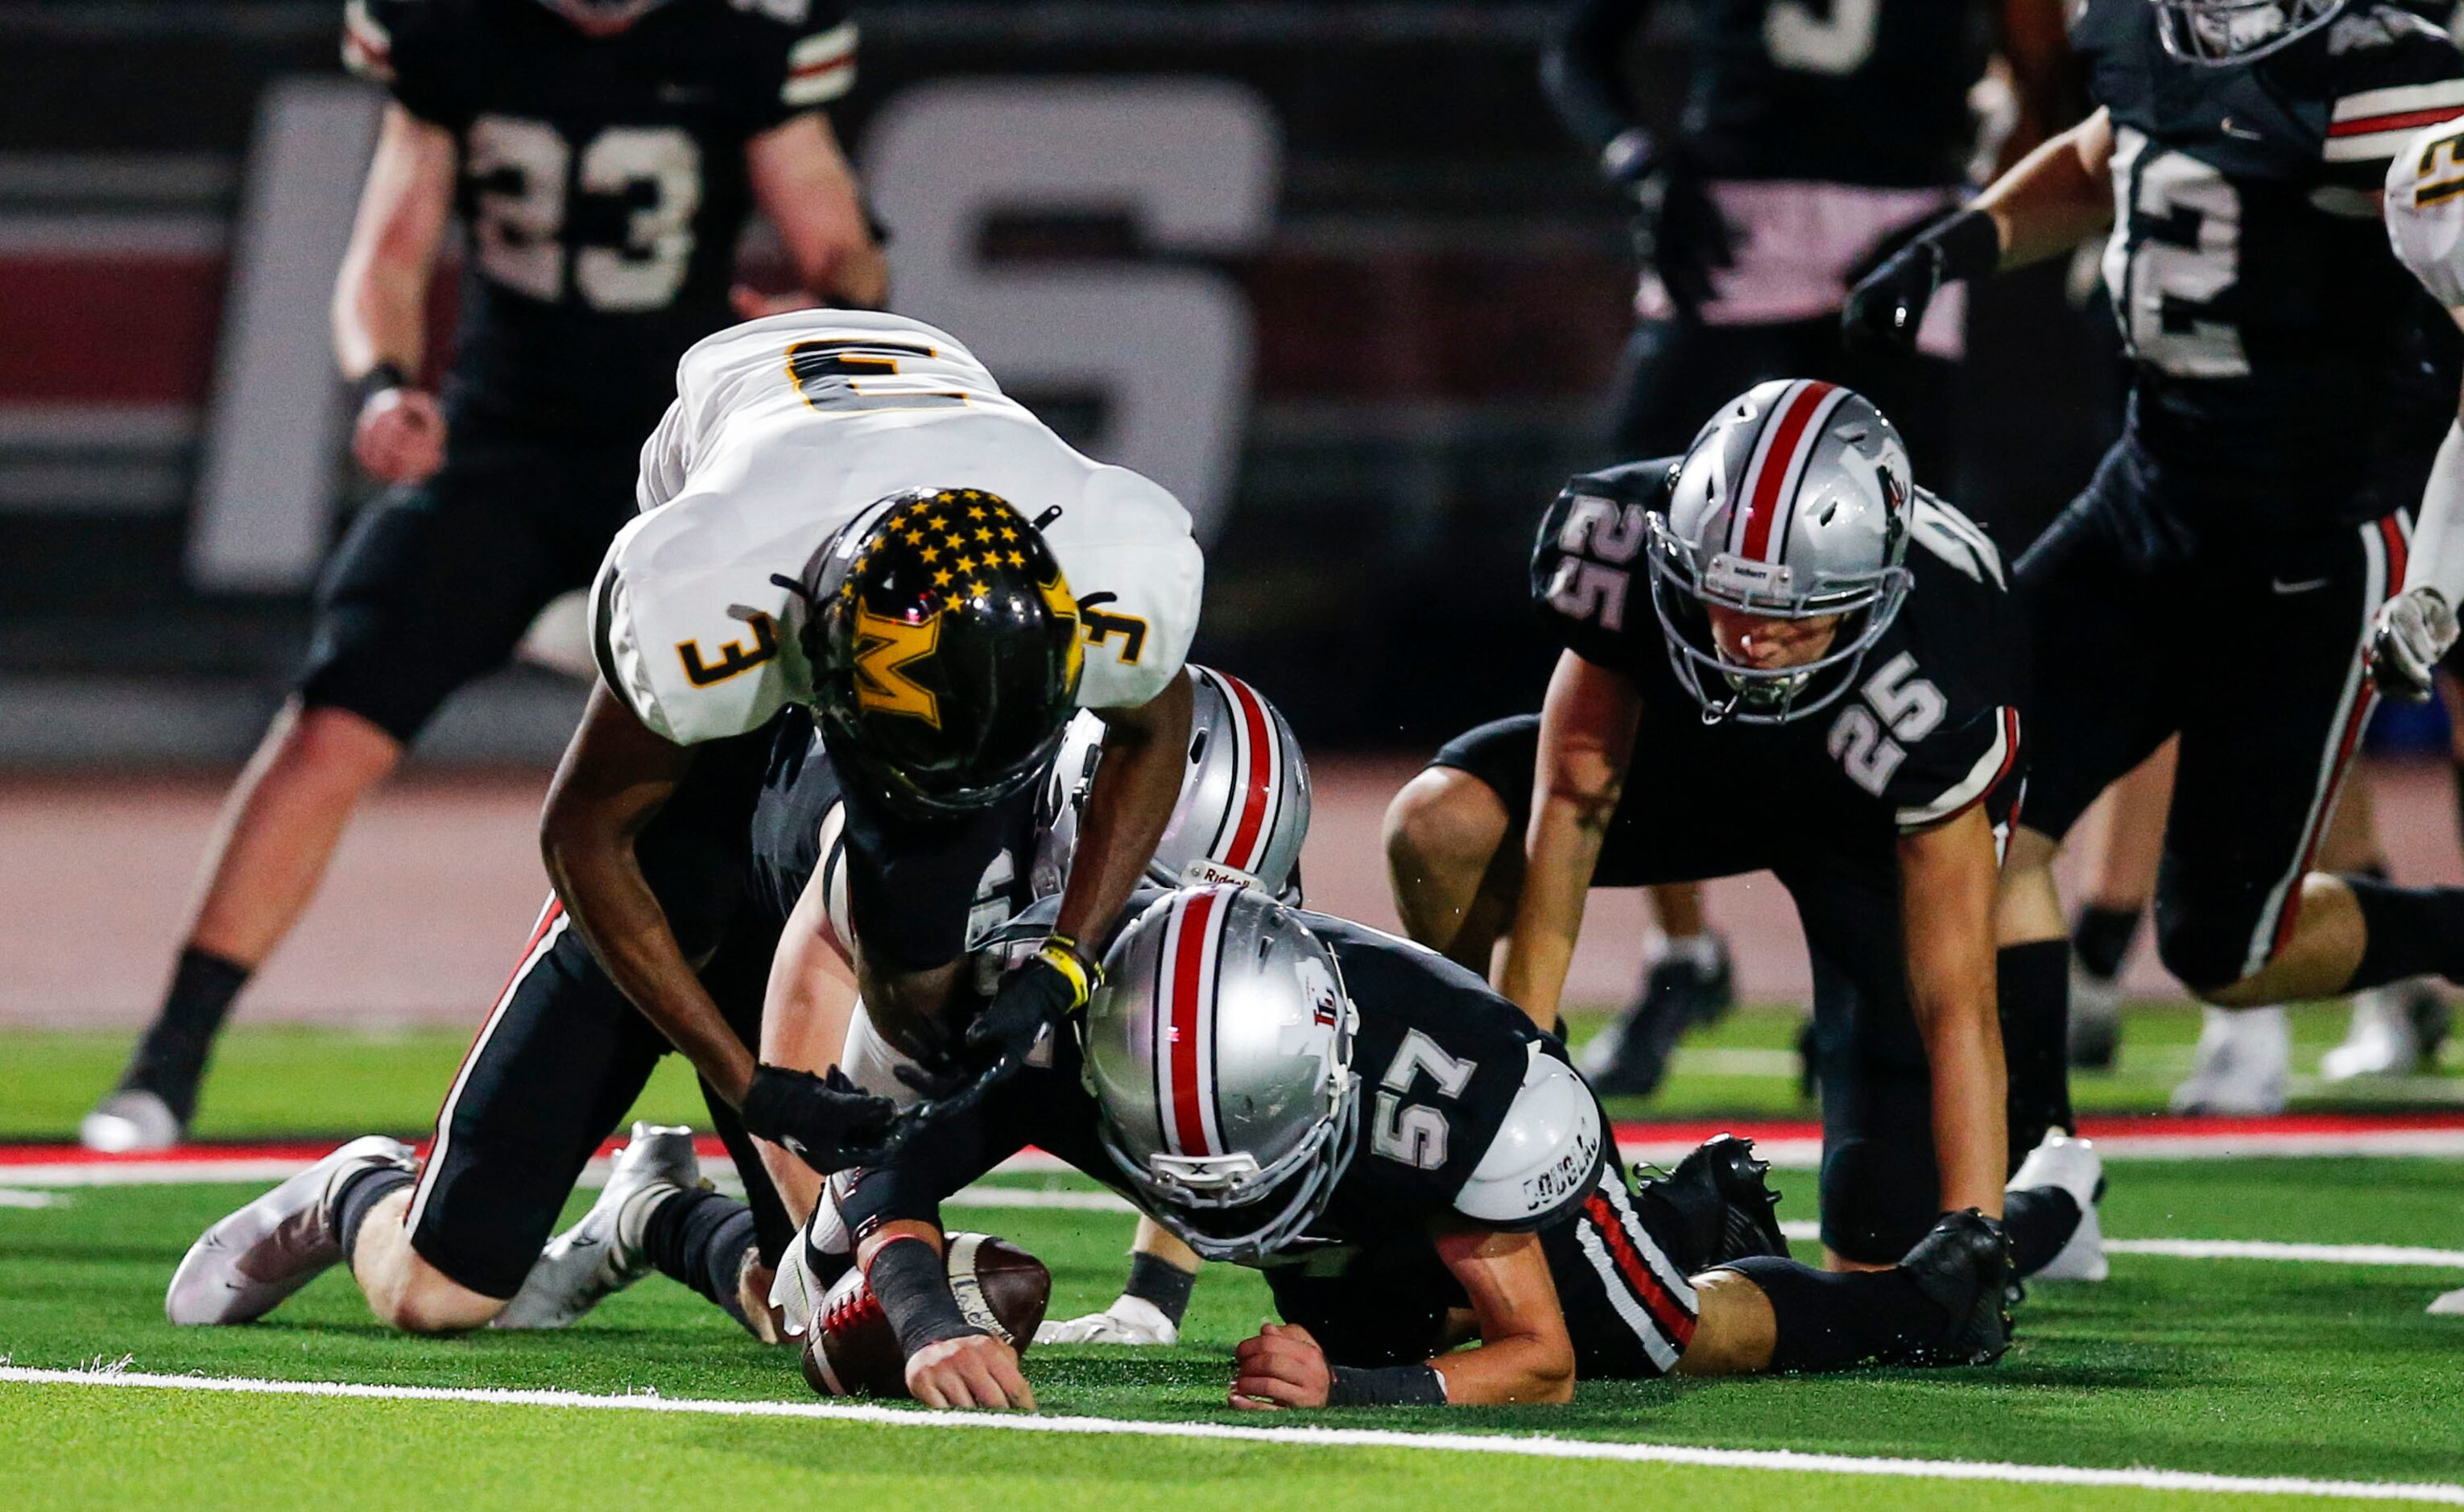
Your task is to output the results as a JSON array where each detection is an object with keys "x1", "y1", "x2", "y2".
[{"x1": 853, "y1": 607, "x2": 941, "y2": 727}]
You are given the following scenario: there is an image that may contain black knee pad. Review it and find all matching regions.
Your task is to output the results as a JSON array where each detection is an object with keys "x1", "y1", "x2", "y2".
[
  {"x1": 2152, "y1": 893, "x2": 2247, "y2": 996},
  {"x1": 1818, "y1": 1137, "x2": 1941, "y2": 1266}
]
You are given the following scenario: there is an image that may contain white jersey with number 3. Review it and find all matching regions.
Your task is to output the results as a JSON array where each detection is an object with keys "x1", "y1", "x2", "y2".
[
  {"x1": 590, "y1": 311, "x2": 1205, "y2": 746},
  {"x1": 2387, "y1": 119, "x2": 2464, "y2": 309}
]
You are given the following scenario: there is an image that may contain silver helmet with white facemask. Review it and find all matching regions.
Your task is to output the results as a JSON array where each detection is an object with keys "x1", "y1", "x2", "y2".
[
  {"x1": 1030, "y1": 666, "x2": 1311, "y2": 903},
  {"x1": 2149, "y1": 0, "x2": 2344, "y2": 64},
  {"x1": 1643, "y1": 378, "x2": 1916, "y2": 725},
  {"x1": 1081, "y1": 886, "x2": 1358, "y2": 1263}
]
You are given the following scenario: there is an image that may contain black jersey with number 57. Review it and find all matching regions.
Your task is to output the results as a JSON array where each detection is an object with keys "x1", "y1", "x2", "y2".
[
  {"x1": 1530, "y1": 457, "x2": 2024, "y2": 838},
  {"x1": 2075, "y1": 0, "x2": 2464, "y2": 520},
  {"x1": 341, "y1": 0, "x2": 857, "y2": 435}
]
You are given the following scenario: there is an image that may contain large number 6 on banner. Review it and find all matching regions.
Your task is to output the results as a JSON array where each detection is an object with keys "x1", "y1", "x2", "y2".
[{"x1": 863, "y1": 80, "x2": 1280, "y2": 547}]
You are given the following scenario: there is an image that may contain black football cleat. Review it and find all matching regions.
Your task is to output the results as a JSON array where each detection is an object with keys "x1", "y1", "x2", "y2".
[
  {"x1": 1889, "y1": 1208, "x2": 2015, "y2": 1367},
  {"x1": 1580, "y1": 944, "x2": 1737, "y2": 1098},
  {"x1": 1635, "y1": 1134, "x2": 1788, "y2": 1274}
]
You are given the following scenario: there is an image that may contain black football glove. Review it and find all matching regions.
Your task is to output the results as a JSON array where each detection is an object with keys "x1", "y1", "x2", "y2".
[
  {"x1": 1841, "y1": 207, "x2": 1999, "y2": 353},
  {"x1": 740, "y1": 1063, "x2": 907, "y2": 1175},
  {"x1": 1613, "y1": 134, "x2": 1733, "y2": 319},
  {"x1": 892, "y1": 936, "x2": 1101, "y2": 1130}
]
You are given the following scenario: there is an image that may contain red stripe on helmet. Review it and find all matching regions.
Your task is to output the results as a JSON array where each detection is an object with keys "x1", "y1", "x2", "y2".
[
  {"x1": 1218, "y1": 674, "x2": 1276, "y2": 874},
  {"x1": 1166, "y1": 890, "x2": 1222, "y2": 1158},
  {"x1": 1738, "y1": 380, "x2": 1835, "y2": 564}
]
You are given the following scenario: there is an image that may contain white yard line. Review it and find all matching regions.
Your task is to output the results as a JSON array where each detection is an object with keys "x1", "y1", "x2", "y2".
[{"x1": 0, "y1": 1365, "x2": 2455, "y2": 1505}]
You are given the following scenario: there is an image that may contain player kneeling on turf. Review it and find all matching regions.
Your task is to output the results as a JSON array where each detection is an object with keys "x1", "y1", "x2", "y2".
[{"x1": 786, "y1": 886, "x2": 2015, "y2": 1409}]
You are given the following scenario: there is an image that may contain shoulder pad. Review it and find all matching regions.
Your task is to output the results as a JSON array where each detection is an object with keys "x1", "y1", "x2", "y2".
[
  {"x1": 1453, "y1": 1045, "x2": 1605, "y2": 1228},
  {"x1": 2387, "y1": 119, "x2": 2464, "y2": 309},
  {"x1": 1053, "y1": 468, "x2": 1204, "y2": 713}
]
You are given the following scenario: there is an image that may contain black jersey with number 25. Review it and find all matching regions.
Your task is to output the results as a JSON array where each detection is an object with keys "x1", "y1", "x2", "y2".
[
  {"x1": 342, "y1": 0, "x2": 857, "y2": 434},
  {"x1": 2075, "y1": 0, "x2": 2464, "y2": 518},
  {"x1": 1530, "y1": 457, "x2": 2024, "y2": 837}
]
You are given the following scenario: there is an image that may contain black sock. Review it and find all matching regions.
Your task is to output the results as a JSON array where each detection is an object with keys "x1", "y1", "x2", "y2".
[
  {"x1": 120, "y1": 948, "x2": 251, "y2": 1121},
  {"x1": 2003, "y1": 1186, "x2": 2083, "y2": 1278},
  {"x1": 333, "y1": 1164, "x2": 415, "y2": 1273},
  {"x1": 1721, "y1": 1257, "x2": 1944, "y2": 1372},
  {"x1": 643, "y1": 1188, "x2": 761, "y2": 1330},
  {"x1": 1998, "y1": 940, "x2": 2075, "y2": 1168},
  {"x1": 2068, "y1": 905, "x2": 2139, "y2": 983},
  {"x1": 1122, "y1": 1250, "x2": 1197, "y2": 1327},
  {"x1": 2346, "y1": 877, "x2": 2464, "y2": 990}
]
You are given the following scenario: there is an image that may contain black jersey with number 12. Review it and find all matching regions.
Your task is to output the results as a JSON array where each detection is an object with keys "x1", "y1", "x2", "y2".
[
  {"x1": 2075, "y1": 0, "x2": 2464, "y2": 521},
  {"x1": 341, "y1": 0, "x2": 857, "y2": 435}
]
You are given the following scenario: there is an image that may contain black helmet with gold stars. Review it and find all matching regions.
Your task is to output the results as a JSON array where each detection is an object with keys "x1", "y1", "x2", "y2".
[{"x1": 804, "y1": 487, "x2": 1085, "y2": 820}]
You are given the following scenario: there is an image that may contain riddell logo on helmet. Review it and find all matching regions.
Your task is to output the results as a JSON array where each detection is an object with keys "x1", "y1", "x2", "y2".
[{"x1": 1179, "y1": 858, "x2": 1264, "y2": 891}]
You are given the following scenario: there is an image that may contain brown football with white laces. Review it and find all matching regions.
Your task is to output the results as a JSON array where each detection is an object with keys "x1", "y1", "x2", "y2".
[{"x1": 800, "y1": 1233, "x2": 1052, "y2": 1398}]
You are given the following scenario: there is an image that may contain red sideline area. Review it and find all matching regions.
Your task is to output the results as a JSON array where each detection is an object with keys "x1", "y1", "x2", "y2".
[{"x1": 10, "y1": 1111, "x2": 2464, "y2": 1179}]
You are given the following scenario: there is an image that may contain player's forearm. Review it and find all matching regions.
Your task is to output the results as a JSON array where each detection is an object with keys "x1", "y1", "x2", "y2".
[
  {"x1": 1974, "y1": 108, "x2": 2115, "y2": 271},
  {"x1": 1898, "y1": 814, "x2": 2007, "y2": 1217},
  {"x1": 1498, "y1": 795, "x2": 1609, "y2": 1027},
  {"x1": 543, "y1": 827, "x2": 757, "y2": 1105},
  {"x1": 1052, "y1": 675, "x2": 1194, "y2": 947},
  {"x1": 748, "y1": 113, "x2": 883, "y2": 306},
  {"x1": 2408, "y1": 417, "x2": 2464, "y2": 605},
  {"x1": 1419, "y1": 1332, "x2": 1573, "y2": 1407},
  {"x1": 331, "y1": 105, "x2": 450, "y2": 378}
]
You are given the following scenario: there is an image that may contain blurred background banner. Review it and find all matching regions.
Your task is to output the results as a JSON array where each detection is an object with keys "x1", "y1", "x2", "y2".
[{"x1": 0, "y1": 0, "x2": 2137, "y2": 765}]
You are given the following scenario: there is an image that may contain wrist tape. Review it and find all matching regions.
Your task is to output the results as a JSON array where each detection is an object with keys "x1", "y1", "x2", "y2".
[
  {"x1": 1325, "y1": 1362, "x2": 1447, "y2": 1407},
  {"x1": 866, "y1": 1235, "x2": 981, "y2": 1356},
  {"x1": 1036, "y1": 932, "x2": 1103, "y2": 1009}
]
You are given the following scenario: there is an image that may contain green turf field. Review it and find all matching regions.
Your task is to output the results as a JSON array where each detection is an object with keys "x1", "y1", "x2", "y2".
[
  {"x1": 4, "y1": 1010, "x2": 2463, "y2": 1509},
  {"x1": 5, "y1": 999, "x2": 2458, "y2": 1142}
]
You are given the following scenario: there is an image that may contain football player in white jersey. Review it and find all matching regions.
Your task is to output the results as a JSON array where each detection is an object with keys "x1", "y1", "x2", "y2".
[
  {"x1": 2382, "y1": 122, "x2": 2464, "y2": 1321},
  {"x1": 547, "y1": 309, "x2": 1204, "y2": 1165}
]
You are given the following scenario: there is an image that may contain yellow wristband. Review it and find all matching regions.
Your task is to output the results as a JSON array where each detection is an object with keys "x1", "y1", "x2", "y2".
[{"x1": 1038, "y1": 935, "x2": 1101, "y2": 1009}]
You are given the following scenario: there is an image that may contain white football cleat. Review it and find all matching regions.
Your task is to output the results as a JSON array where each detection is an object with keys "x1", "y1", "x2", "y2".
[
  {"x1": 2321, "y1": 984, "x2": 2450, "y2": 1081},
  {"x1": 492, "y1": 1122, "x2": 699, "y2": 1330},
  {"x1": 81, "y1": 1089, "x2": 182, "y2": 1153},
  {"x1": 2168, "y1": 1006, "x2": 2288, "y2": 1116},
  {"x1": 2429, "y1": 1288, "x2": 2464, "y2": 1316},
  {"x1": 1034, "y1": 1295, "x2": 1180, "y2": 1346},
  {"x1": 2007, "y1": 1130, "x2": 2108, "y2": 1282},
  {"x1": 165, "y1": 1134, "x2": 414, "y2": 1325}
]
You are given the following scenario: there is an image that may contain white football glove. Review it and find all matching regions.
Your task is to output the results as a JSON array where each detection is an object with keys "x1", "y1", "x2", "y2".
[
  {"x1": 769, "y1": 1225, "x2": 829, "y2": 1341},
  {"x1": 1033, "y1": 1295, "x2": 1179, "y2": 1347},
  {"x1": 2368, "y1": 586, "x2": 2458, "y2": 702}
]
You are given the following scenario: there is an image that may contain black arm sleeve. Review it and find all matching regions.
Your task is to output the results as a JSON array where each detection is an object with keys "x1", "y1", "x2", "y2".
[{"x1": 1540, "y1": 0, "x2": 1653, "y2": 161}]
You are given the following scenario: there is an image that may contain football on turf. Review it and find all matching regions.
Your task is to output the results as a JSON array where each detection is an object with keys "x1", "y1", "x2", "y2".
[{"x1": 800, "y1": 1233, "x2": 1052, "y2": 1398}]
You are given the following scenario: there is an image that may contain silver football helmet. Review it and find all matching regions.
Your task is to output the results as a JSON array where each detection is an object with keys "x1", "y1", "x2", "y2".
[
  {"x1": 1081, "y1": 886, "x2": 1359, "y2": 1263},
  {"x1": 2150, "y1": 0, "x2": 2344, "y2": 64},
  {"x1": 1643, "y1": 378, "x2": 1915, "y2": 725},
  {"x1": 1030, "y1": 666, "x2": 1311, "y2": 903}
]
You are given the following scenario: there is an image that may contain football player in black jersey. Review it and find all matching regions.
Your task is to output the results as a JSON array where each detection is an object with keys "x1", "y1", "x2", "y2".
[
  {"x1": 1540, "y1": 0, "x2": 2071, "y2": 1094},
  {"x1": 1845, "y1": 0, "x2": 2464, "y2": 1080},
  {"x1": 791, "y1": 886, "x2": 2015, "y2": 1410},
  {"x1": 85, "y1": 0, "x2": 886, "y2": 1153},
  {"x1": 1385, "y1": 382, "x2": 2098, "y2": 1279}
]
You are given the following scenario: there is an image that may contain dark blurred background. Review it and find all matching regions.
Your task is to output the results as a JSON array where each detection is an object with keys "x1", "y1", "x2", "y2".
[{"x1": 0, "y1": 0, "x2": 2173, "y2": 764}]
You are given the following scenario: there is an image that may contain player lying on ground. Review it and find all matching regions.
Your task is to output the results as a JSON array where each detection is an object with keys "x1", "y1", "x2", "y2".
[
  {"x1": 85, "y1": 0, "x2": 885, "y2": 1152},
  {"x1": 163, "y1": 668, "x2": 1306, "y2": 1340},
  {"x1": 1385, "y1": 381, "x2": 2098, "y2": 1279},
  {"x1": 765, "y1": 885, "x2": 2028, "y2": 1410}
]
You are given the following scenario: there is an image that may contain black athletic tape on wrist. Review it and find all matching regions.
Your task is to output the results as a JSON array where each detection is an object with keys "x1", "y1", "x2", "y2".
[
  {"x1": 866, "y1": 1235, "x2": 982, "y2": 1356},
  {"x1": 1122, "y1": 1250, "x2": 1196, "y2": 1327},
  {"x1": 1325, "y1": 1362, "x2": 1446, "y2": 1407},
  {"x1": 353, "y1": 361, "x2": 411, "y2": 409},
  {"x1": 1924, "y1": 208, "x2": 2001, "y2": 285}
]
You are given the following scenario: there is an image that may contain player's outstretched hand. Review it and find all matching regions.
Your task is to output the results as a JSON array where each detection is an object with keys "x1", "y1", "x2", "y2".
[
  {"x1": 906, "y1": 1331, "x2": 1036, "y2": 1411},
  {"x1": 353, "y1": 386, "x2": 447, "y2": 484},
  {"x1": 1842, "y1": 239, "x2": 1945, "y2": 353},
  {"x1": 1231, "y1": 1321, "x2": 1332, "y2": 1410},
  {"x1": 1616, "y1": 140, "x2": 1731, "y2": 317},
  {"x1": 740, "y1": 1064, "x2": 905, "y2": 1174},
  {"x1": 2369, "y1": 586, "x2": 2457, "y2": 702}
]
